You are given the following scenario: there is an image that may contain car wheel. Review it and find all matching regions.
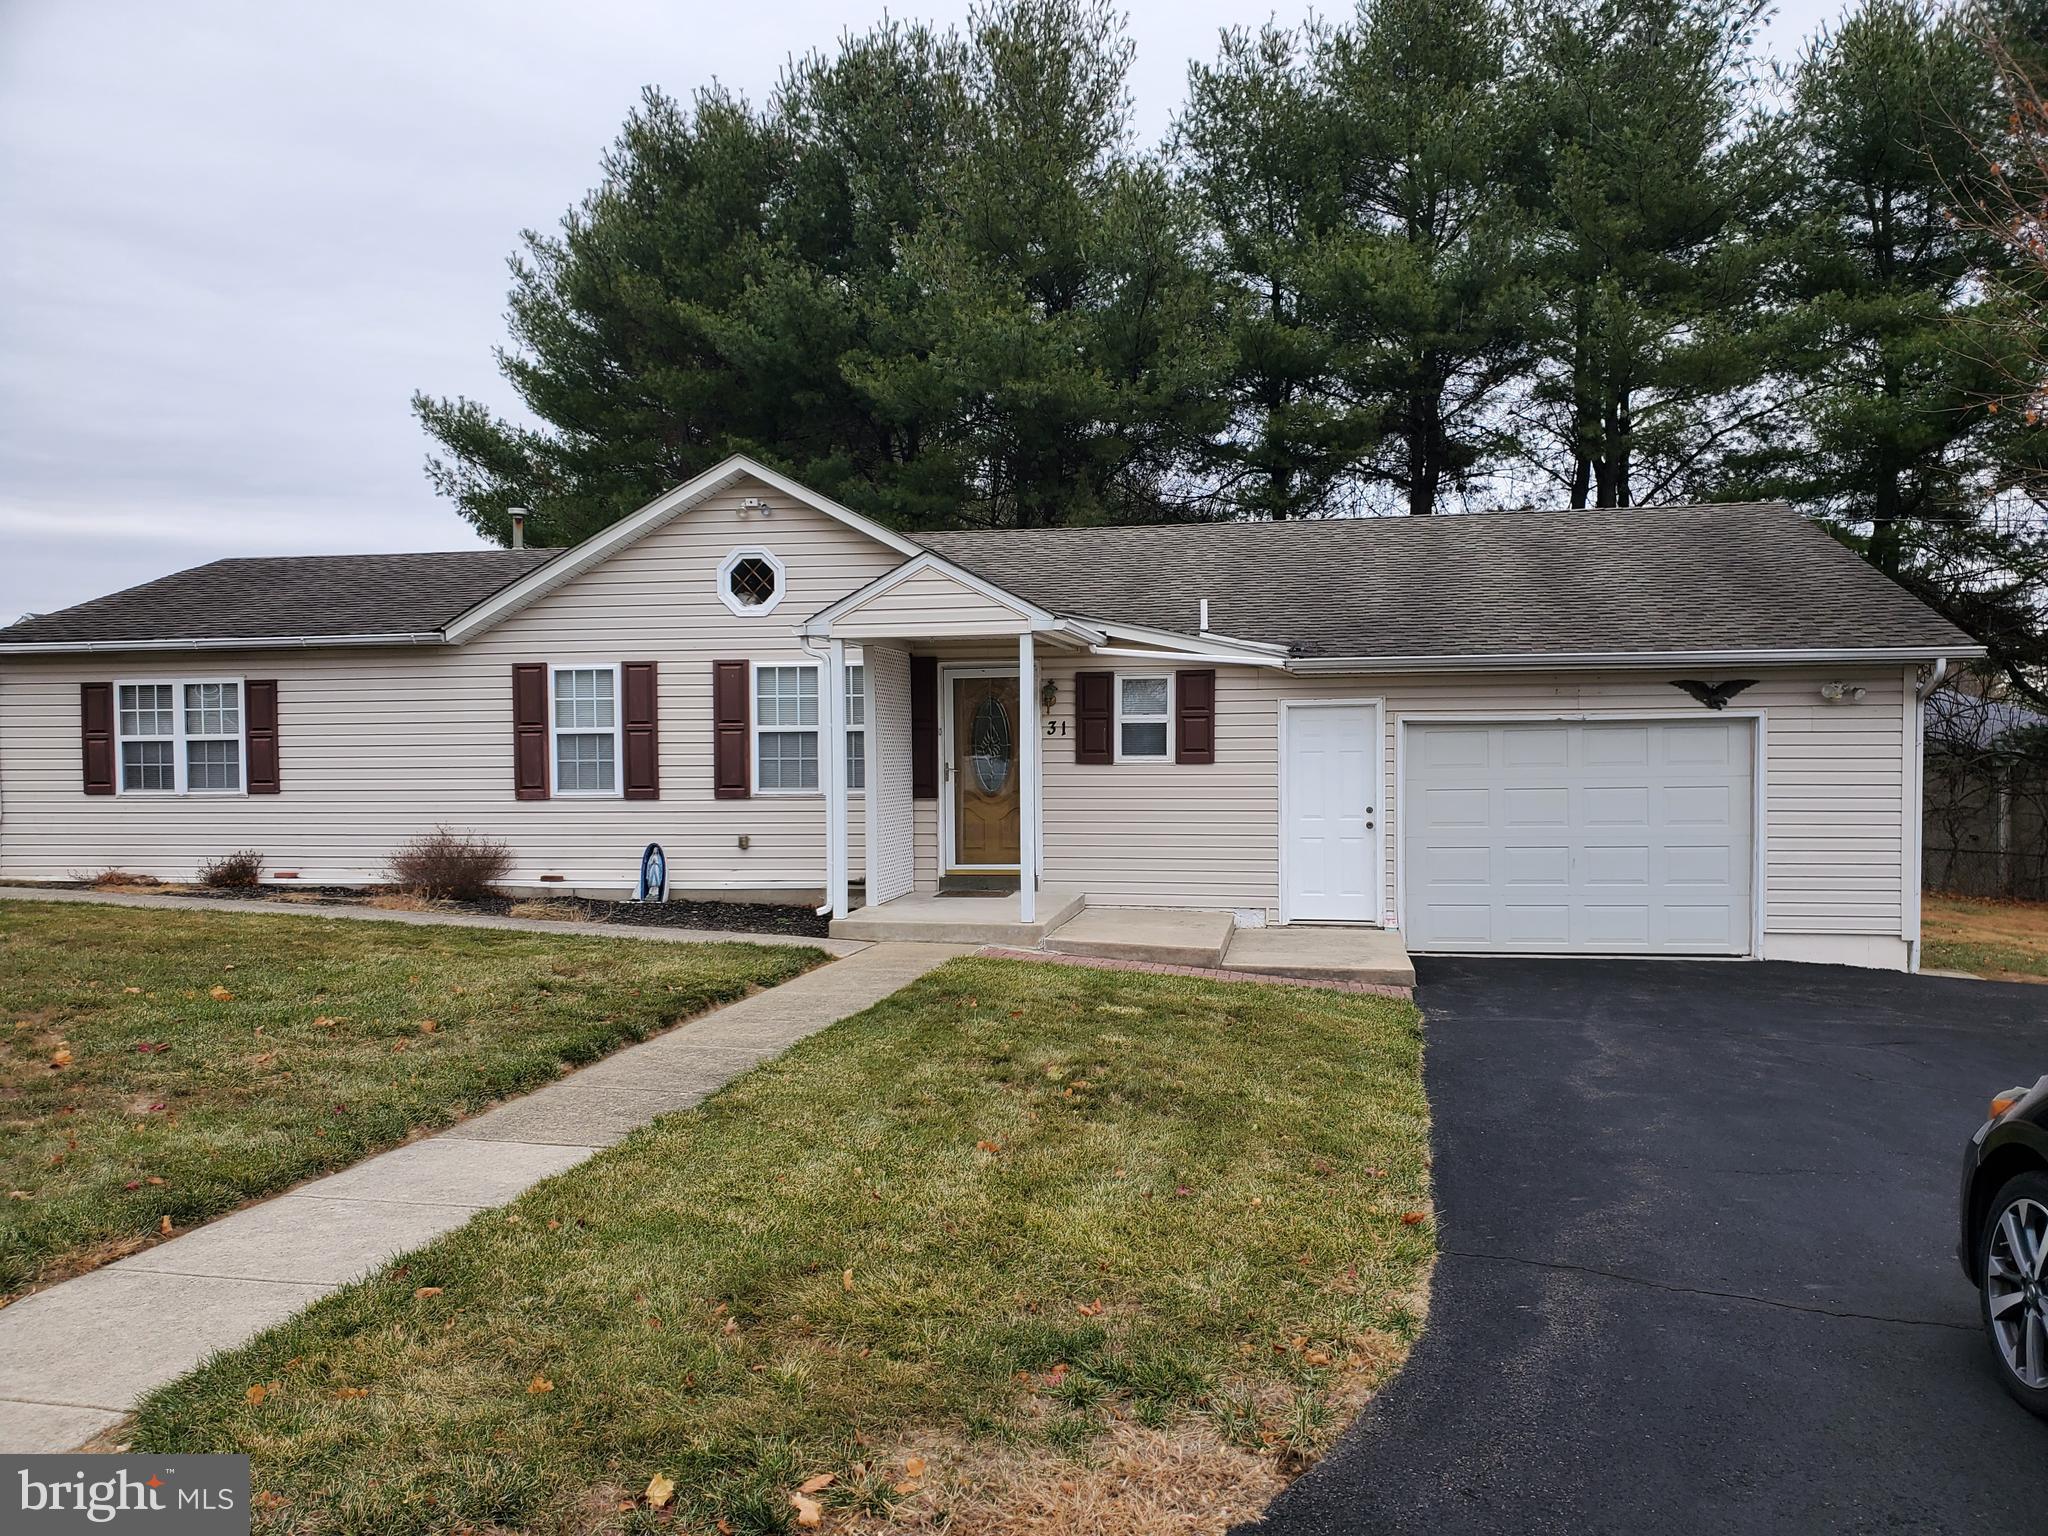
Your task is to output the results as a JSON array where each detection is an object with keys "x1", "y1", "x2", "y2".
[{"x1": 1978, "y1": 1169, "x2": 2048, "y2": 1419}]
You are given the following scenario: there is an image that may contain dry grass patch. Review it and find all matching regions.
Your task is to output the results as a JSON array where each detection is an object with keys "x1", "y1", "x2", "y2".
[
  {"x1": 0, "y1": 901, "x2": 823, "y2": 1298},
  {"x1": 1923, "y1": 893, "x2": 2048, "y2": 981},
  {"x1": 507, "y1": 900, "x2": 592, "y2": 923},
  {"x1": 131, "y1": 958, "x2": 1431, "y2": 1536}
]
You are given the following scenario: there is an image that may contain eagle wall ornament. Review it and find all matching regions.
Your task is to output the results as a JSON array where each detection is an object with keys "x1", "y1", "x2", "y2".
[{"x1": 1670, "y1": 679, "x2": 1759, "y2": 711}]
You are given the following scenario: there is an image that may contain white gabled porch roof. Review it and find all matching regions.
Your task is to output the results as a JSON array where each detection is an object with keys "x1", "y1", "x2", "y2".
[{"x1": 801, "y1": 550, "x2": 1104, "y2": 647}]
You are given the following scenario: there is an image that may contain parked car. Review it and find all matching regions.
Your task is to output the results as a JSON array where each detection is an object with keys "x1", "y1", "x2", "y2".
[{"x1": 1961, "y1": 1075, "x2": 2048, "y2": 1418}]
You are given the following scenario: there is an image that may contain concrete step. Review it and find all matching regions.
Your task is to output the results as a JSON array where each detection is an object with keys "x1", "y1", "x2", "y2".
[
  {"x1": 830, "y1": 888, "x2": 1086, "y2": 946},
  {"x1": 1042, "y1": 906, "x2": 1236, "y2": 967},
  {"x1": 1219, "y1": 925, "x2": 1416, "y2": 988}
]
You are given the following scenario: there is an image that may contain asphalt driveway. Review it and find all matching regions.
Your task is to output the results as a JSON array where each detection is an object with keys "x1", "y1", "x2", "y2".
[{"x1": 1247, "y1": 958, "x2": 2048, "y2": 1535}]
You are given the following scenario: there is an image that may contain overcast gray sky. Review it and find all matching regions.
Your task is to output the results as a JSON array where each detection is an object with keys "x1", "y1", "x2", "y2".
[{"x1": 0, "y1": 0, "x2": 1844, "y2": 624}]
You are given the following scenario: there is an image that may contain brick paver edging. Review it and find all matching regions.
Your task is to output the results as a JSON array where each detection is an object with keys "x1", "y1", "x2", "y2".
[{"x1": 976, "y1": 945, "x2": 1413, "y2": 998}]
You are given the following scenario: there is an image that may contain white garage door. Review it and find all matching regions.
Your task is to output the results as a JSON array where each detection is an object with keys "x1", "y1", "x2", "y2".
[{"x1": 1403, "y1": 720, "x2": 1755, "y2": 955}]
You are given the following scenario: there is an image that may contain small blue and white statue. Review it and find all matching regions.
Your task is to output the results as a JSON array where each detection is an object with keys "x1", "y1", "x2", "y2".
[{"x1": 635, "y1": 842, "x2": 667, "y2": 904}]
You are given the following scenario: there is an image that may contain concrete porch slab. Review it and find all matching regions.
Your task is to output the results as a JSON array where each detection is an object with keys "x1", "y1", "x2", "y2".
[
  {"x1": 830, "y1": 888, "x2": 1085, "y2": 946},
  {"x1": 1220, "y1": 925, "x2": 1417, "y2": 987},
  {"x1": 1044, "y1": 906, "x2": 1235, "y2": 967}
]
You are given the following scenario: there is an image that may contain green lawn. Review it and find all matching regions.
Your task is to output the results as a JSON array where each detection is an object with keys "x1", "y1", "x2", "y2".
[
  {"x1": 133, "y1": 957, "x2": 1430, "y2": 1536},
  {"x1": 0, "y1": 902, "x2": 823, "y2": 1300}
]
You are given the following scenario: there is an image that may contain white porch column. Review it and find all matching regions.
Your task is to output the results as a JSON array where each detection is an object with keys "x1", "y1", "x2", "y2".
[
  {"x1": 862, "y1": 653, "x2": 879, "y2": 907},
  {"x1": 1018, "y1": 630, "x2": 1038, "y2": 924},
  {"x1": 826, "y1": 638, "x2": 849, "y2": 921}
]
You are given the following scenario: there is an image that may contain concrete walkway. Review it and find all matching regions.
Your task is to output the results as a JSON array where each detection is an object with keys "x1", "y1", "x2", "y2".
[
  {"x1": 0, "y1": 939, "x2": 969, "y2": 1454},
  {"x1": 0, "y1": 884, "x2": 867, "y2": 955}
]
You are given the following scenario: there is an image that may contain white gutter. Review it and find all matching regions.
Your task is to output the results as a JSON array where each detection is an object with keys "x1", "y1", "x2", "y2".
[
  {"x1": 0, "y1": 632, "x2": 449, "y2": 655},
  {"x1": 1915, "y1": 656, "x2": 1949, "y2": 697},
  {"x1": 1285, "y1": 645, "x2": 1986, "y2": 674},
  {"x1": 1087, "y1": 645, "x2": 1289, "y2": 668}
]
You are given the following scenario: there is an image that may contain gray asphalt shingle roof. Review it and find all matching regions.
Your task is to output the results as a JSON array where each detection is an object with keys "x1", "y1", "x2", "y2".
[
  {"x1": 918, "y1": 501, "x2": 1975, "y2": 658},
  {"x1": 0, "y1": 501, "x2": 1974, "y2": 659},
  {"x1": 0, "y1": 550, "x2": 557, "y2": 645}
]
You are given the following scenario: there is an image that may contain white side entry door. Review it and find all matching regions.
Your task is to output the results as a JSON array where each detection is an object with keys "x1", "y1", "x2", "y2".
[{"x1": 1282, "y1": 701, "x2": 1382, "y2": 922}]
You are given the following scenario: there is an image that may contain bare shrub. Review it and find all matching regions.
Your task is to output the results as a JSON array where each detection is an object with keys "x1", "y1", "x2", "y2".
[
  {"x1": 384, "y1": 828, "x2": 513, "y2": 903},
  {"x1": 197, "y1": 849, "x2": 265, "y2": 889}
]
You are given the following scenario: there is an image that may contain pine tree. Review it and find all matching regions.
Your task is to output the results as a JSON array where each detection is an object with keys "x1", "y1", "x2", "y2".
[
  {"x1": 1308, "y1": 0, "x2": 1537, "y2": 513},
  {"x1": 1509, "y1": 0, "x2": 1777, "y2": 508},
  {"x1": 1177, "y1": 25, "x2": 1358, "y2": 518},
  {"x1": 1769, "y1": 0, "x2": 2011, "y2": 572}
]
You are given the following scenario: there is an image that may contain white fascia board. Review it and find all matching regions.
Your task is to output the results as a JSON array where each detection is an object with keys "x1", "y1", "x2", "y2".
[
  {"x1": 0, "y1": 632, "x2": 448, "y2": 656},
  {"x1": 1077, "y1": 616, "x2": 1292, "y2": 661},
  {"x1": 1088, "y1": 644, "x2": 1289, "y2": 668},
  {"x1": 1285, "y1": 644, "x2": 1988, "y2": 674},
  {"x1": 801, "y1": 550, "x2": 1058, "y2": 635},
  {"x1": 444, "y1": 454, "x2": 924, "y2": 644}
]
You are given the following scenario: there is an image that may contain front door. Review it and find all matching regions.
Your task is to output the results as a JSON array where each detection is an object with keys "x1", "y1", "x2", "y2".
[
  {"x1": 948, "y1": 672, "x2": 1021, "y2": 871},
  {"x1": 1283, "y1": 701, "x2": 1381, "y2": 922}
]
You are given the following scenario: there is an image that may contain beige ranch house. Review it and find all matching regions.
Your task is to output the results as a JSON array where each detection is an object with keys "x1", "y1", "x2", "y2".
[{"x1": 0, "y1": 455, "x2": 1981, "y2": 971}]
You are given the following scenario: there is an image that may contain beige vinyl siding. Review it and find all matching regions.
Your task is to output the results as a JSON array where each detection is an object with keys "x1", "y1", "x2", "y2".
[
  {"x1": 829, "y1": 566, "x2": 1033, "y2": 639},
  {"x1": 927, "y1": 659, "x2": 1911, "y2": 962},
  {"x1": 0, "y1": 477, "x2": 897, "y2": 893}
]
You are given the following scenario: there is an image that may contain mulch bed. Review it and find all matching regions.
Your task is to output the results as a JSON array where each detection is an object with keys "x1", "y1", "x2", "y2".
[{"x1": 17, "y1": 881, "x2": 833, "y2": 939}]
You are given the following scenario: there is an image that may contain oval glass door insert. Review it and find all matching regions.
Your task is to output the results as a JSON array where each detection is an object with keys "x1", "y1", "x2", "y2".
[{"x1": 971, "y1": 695, "x2": 1013, "y2": 793}]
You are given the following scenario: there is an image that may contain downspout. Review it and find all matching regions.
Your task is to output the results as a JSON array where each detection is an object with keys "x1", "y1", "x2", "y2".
[{"x1": 1906, "y1": 658, "x2": 1948, "y2": 971}]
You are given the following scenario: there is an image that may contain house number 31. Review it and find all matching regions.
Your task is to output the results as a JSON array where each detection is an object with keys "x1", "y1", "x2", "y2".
[{"x1": 1044, "y1": 719, "x2": 1068, "y2": 737}]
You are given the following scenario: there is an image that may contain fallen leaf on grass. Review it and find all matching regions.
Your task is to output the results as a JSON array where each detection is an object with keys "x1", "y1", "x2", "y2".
[
  {"x1": 49, "y1": 1048, "x2": 71, "y2": 1068},
  {"x1": 1075, "y1": 1298, "x2": 1104, "y2": 1317},
  {"x1": 332, "y1": 1387, "x2": 369, "y2": 1400},
  {"x1": 209, "y1": 986, "x2": 233, "y2": 1002},
  {"x1": 789, "y1": 1493, "x2": 823, "y2": 1527},
  {"x1": 645, "y1": 1473, "x2": 675, "y2": 1508},
  {"x1": 842, "y1": 1268, "x2": 855, "y2": 1293},
  {"x1": 905, "y1": 1456, "x2": 927, "y2": 1478},
  {"x1": 1400, "y1": 1211, "x2": 1427, "y2": 1226},
  {"x1": 527, "y1": 1375, "x2": 553, "y2": 1394},
  {"x1": 159, "y1": 1216, "x2": 173, "y2": 1236},
  {"x1": 244, "y1": 1383, "x2": 269, "y2": 1406},
  {"x1": 797, "y1": 1473, "x2": 835, "y2": 1494},
  {"x1": 418, "y1": 1020, "x2": 438, "y2": 1034}
]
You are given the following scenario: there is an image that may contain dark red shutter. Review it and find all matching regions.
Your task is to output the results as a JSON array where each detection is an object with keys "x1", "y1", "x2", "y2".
[
  {"x1": 713, "y1": 660, "x2": 750, "y2": 799},
  {"x1": 1075, "y1": 670, "x2": 1113, "y2": 765},
  {"x1": 910, "y1": 655, "x2": 939, "y2": 800},
  {"x1": 81, "y1": 682, "x2": 115, "y2": 795},
  {"x1": 246, "y1": 680, "x2": 281, "y2": 793},
  {"x1": 512, "y1": 663, "x2": 550, "y2": 800},
  {"x1": 1175, "y1": 670, "x2": 1216, "y2": 765},
  {"x1": 621, "y1": 662, "x2": 659, "y2": 800}
]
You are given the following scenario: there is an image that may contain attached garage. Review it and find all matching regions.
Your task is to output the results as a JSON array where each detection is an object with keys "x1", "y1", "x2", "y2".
[{"x1": 1401, "y1": 718, "x2": 1757, "y2": 956}]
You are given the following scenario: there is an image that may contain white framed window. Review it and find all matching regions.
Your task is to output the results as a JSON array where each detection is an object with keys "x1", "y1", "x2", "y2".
[
  {"x1": 115, "y1": 678, "x2": 244, "y2": 795},
  {"x1": 1115, "y1": 673, "x2": 1173, "y2": 762},
  {"x1": 845, "y1": 662, "x2": 866, "y2": 792},
  {"x1": 550, "y1": 663, "x2": 621, "y2": 796},
  {"x1": 754, "y1": 663, "x2": 819, "y2": 793},
  {"x1": 717, "y1": 546, "x2": 786, "y2": 616}
]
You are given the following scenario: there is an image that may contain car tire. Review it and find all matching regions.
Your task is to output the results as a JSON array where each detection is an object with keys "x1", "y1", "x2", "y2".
[{"x1": 1977, "y1": 1169, "x2": 2048, "y2": 1419}]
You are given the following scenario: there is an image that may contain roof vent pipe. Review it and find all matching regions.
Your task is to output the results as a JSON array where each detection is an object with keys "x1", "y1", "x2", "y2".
[
  {"x1": 1199, "y1": 597, "x2": 1210, "y2": 631},
  {"x1": 509, "y1": 508, "x2": 527, "y2": 550}
]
